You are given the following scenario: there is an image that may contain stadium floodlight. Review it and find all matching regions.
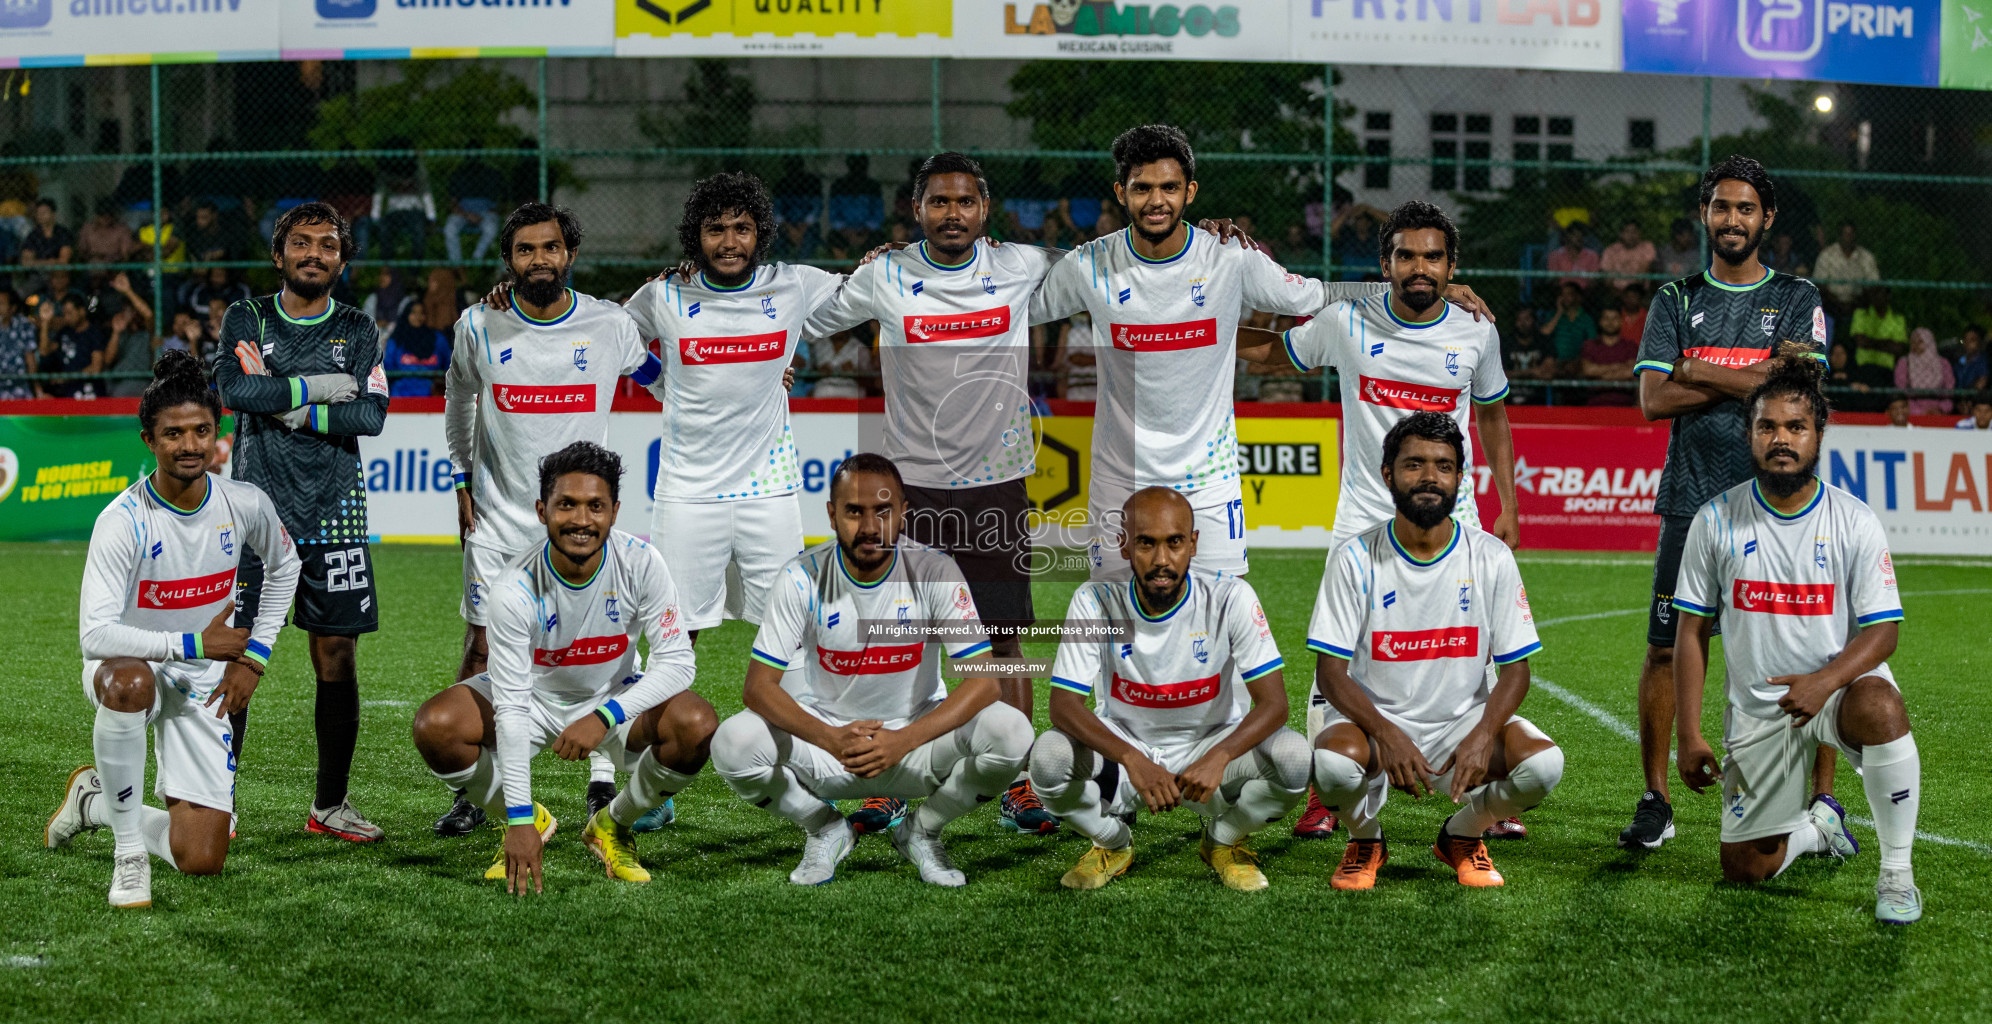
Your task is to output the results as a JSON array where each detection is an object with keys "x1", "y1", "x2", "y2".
[{"x1": 1813, "y1": 94, "x2": 1834, "y2": 114}]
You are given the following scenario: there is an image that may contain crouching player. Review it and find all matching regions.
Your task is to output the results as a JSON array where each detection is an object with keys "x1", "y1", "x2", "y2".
[
  {"x1": 46, "y1": 350, "x2": 303, "y2": 907},
  {"x1": 710, "y1": 454, "x2": 1032, "y2": 887},
  {"x1": 1031, "y1": 487, "x2": 1307, "y2": 891},
  {"x1": 1673, "y1": 358, "x2": 1923, "y2": 924},
  {"x1": 411, "y1": 442, "x2": 714, "y2": 892},
  {"x1": 1306, "y1": 412, "x2": 1564, "y2": 889}
]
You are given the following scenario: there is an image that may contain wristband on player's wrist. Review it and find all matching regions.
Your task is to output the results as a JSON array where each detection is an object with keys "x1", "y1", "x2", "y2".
[{"x1": 453, "y1": 472, "x2": 470, "y2": 491}]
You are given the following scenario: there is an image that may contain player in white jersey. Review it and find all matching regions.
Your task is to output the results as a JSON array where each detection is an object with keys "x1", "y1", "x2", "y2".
[
  {"x1": 45, "y1": 352, "x2": 303, "y2": 908},
  {"x1": 411, "y1": 443, "x2": 712, "y2": 892},
  {"x1": 1304, "y1": 413, "x2": 1564, "y2": 890},
  {"x1": 1027, "y1": 125, "x2": 1332, "y2": 580},
  {"x1": 709, "y1": 455, "x2": 1034, "y2": 887},
  {"x1": 1243, "y1": 201, "x2": 1525, "y2": 841},
  {"x1": 626, "y1": 173, "x2": 840, "y2": 644},
  {"x1": 804, "y1": 152, "x2": 1061, "y2": 835},
  {"x1": 438, "y1": 204, "x2": 668, "y2": 838},
  {"x1": 1031, "y1": 488, "x2": 1308, "y2": 891},
  {"x1": 1672, "y1": 359, "x2": 1923, "y2": 923}
]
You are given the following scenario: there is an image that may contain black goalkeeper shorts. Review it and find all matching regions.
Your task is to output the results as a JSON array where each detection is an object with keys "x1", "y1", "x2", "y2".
[
  {"x1": 236, "y1": 541, "x2": 380, "y2": 639},
  {"x1": 1648, "y1": 514, "x2": 1719, "y2": 649},
  {"x1": 903, "y1": 479, "x2": 1035, "y2": 635}
]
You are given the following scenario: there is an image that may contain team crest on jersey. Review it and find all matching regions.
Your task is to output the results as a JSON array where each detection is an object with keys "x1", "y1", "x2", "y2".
[
  {"x1": 895, "y1": 597, "x2": 914, "y2": 624},
  {"x1": 217, "y1": 524, "x2": 234, "y2": 557},
  {"x1": 1760, "y1": 311, "x2": 1778, "y2": 337},
  {"x1": 1191, "y1": 633, "x2": 1209, "y2": 665},
  {"x1": 659, "y1": 604, "x2": 680, "y2": 640},
  {"x1": 329, "y1": 340, "x2": 347, "y2": 367},
  {"x1": 1189, "y1": 278, "x2": 1207, "y2": 308},
  {"x1": 467, "y1": 579, "x2": 484, "y2": 608},
  {"x1": 572, "y1": 341, "x2": 589, "y2": 372},
  {"x1": 1444, "y1": 348, "x2": 1461, "y2": 377},
  {"x1": 1515, "y1": 583, "x2": 1532, "y2": 624},
  {"x1": 1880, "y1": 550, "x2": 1896, "y2": 587},
  {"x1": 1457, "y1": 578, "x2": 1473, "y2": 613},
  {"x1": 1814, "y1": 535, "x2": 1829, "y2": 569},
  {"x1": 954, "y1": 584, "x2": 972, "y2": 611},
  {"x1": 1252, "y1": 603, "x2": 1270, "y2": 638},
  {"x1": 761, "y1": 294, "x2": 778, "y2": 319},
  {"x1": 980, "y1": 272, "x2": 996, "y2": 295},
  {"x1": 604, "y1": 592, "x2": 620, "y2": 623}
]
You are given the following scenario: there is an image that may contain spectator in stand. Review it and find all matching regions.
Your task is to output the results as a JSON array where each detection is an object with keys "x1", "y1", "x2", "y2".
[
  {"x1": 1580, "y1": 306, "x2": 1639, "y2": 406},
  {"x1": 1760, "y1": 228, "x2": 1811, "y2": 277},
  {"x1": 828, "y1": 154, "x2": 883, "y2": 259},
  {"x1": 0, "y1": 212, "x2": 18, "y2": 270},
  {"x1": 36, "y1": 293, "x2": 103, "y2": 399},
  {"x1": 1616, "y1": 284, "x2": 1647, "y2": 345},
  {"x1": 382, "y1": 302, "x2": 450, "y2": 397},
  {"x1": 1600, "y1": 219, "x2": 1656, "y2": 292},
  {"x1": 178, "y1": 201, "x2": 237, "y2": 263},
  {"x1": 1279, "y1": 223, "x2": 1309, "y2": 265},
  {"x1": 372, "y1": 146, "x2": 436, "y2": 259},
  {"x1": 1951, "y1": 326, "x2": 1988, "y2": 392},
  {"x1": 77, "y1": 199, "x2": 136, "y2": 265},
  {"x1": 444, "y1": 143, "x2": 506, "y2": 263},
  {"x1": 1885, "y1": 396, "x2": 1914, "y2": 428},
  {"x1": 1894, "y1": 327, "x2": 1954, "y2": 416},
  {"x1": 1657, "y1": 217, "x2": 1701, "y2": 278},
  {"x1": 0, "y1": 289, "x2": 38, "y2": 399},
  {"x1": 1502, "y1": 307, "x2": 1554, "y2": 404},
  {"x1": 205, "y1": 297, "x2": 228, "y2": 347},
  {"x1": 1829, "y1": 341, "x2": 1892, "y2": 413},
  {"x1": 808, "y1": 326, "x2": 876, "y2": 399},
  {"x1": 1331, "y1": 208, "x2": 1383, "y2": 282},
  {"x1": 20, "y1": 198, "x2": 74, "y2": 267},
  {"x1": 179, "y1": 267, "x2": 251, "y2": 317},
  {"x1": 361, "y1": 266, "x2": 411, "y2": 332},
  {"x1": 0, "y1": 149, "x2": 36, "y2": 241},
  {"x1": 1850, "y1": 286, "x2": 1907, "y2": 372},
  {"x1": 163, "y1": 309, "x2": 212, "y2": 361},
  {"x1": 26, "y1": 268, "x2": 83, "y2": 319},
  {"x1": 1546, "y1": 221, "x2": 1600, "y2": 290},
  {"x1": 771, "y1": 217, "x2": 822, "y2": 263},
  {"x1": 420, "y1": 267, "x2": 467, "y2": 336},
  {"x1": 1811, "y1": 221, "x2": 1879, "y2": 319},
  {"x1": 1052, "y1": 311, "x2": 1098, "y2": 401},
  {"x1": 1538, "y1": 281, "x2": 1596, "y2": 364},
  {"x1": 323, "y1": 159, "x2": 376, "y2": 255},
  {"x1": 771, "y1": 155, "x2": 823, "y2": 232},
  {"x1": 102, "y1": 304, "x2": 158, "y2": 398},
  {"x1": 1958, "y1": 392, "x2": 1992, "y2": 429},
  {"x1": 134, "y1": 207, "x2": 186, "y2": 266}
]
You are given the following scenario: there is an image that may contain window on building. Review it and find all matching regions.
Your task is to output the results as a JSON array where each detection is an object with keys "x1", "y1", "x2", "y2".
[
  {"x1": 1628, "y1": 118, "x2": 1656, "y2": 153},
  {"x1": 1512, "y1": 114, "x2": 1574, "y2": 189},
  {"x1": 1430, "y1": 112, "x2": 1493, "y2": 193},
  {"x1": 1364, "y1": 111, "x2": 1392, "y2": 189}
]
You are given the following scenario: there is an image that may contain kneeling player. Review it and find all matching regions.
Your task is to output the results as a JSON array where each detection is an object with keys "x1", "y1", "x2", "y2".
[
  {"x1": 710, "y1": 454, "x2": 1032, "y2": 887},
  {"x1": 1673, "y1": 359, "x2": 1923, "y2": 924},
  {"x1": 411, "y1": 442, "x2": 713, "y2": 892},
  {"x1": 1306, "y1": 413, "x2": 1564, "y2": 889},
  {"x1": 46, "y1": 351, "x2": 303, "y2": 907},
  {"x1": 1031, "y1": 487, "x2": 1307, "y2": 891}
]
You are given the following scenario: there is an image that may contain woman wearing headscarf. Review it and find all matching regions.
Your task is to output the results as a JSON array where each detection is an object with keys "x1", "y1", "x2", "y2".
[
  {"x1": 1893, "y1": 327, "x2": 1955, "y2": 417},
  {"x1": 382, "y1": 302, "x2": 451, "y2": 397}
]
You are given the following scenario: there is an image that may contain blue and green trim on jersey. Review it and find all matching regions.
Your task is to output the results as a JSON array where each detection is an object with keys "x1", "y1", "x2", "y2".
[
  {"x1": 144, "y1": 476, "x2": 212, "y2": 517},
  {"x1": 1387, "y1": 520, "x2": 1460, "y2": 567},
  {"x1": 836, "y1": 547, "x2": 897, "y2": 590},
  {"x1": 506, "y1": 804, "x2": 536, "y2": 826},
  {"x1": 1050, "y1": 674, "x2": 1094, "y2": 696},
  {"x1": 1125, "y1": 224, "x2": 1194, "y2": 266},
  {"x1": 1672, "y1": 596, "x2": 1717, "y2": 617},
  {"x1": 1857, "y1": 608, "x2": 1905, "y2": 625},
  {"x1": 1305, "y1": 638, "x2": 1355, "y2": 661},
  {"x1": 1492, "y1": 640, "x2": 1542, "y2": 664},
  {"x1": 1239, "y1": 657, "x2": 1283, "y2": 682},
  {"x1": 273, "y1": 293, "x2": 337, "y2": 327},
  {"x1": 544, "y1": 542, "x2": 606, "y2": 592},
  {"x1": 1750, "y1": 478, "x2": 1825, "y2": 520},
  {"x1": 749, "y1": 647, "x2": 791, "y2": 671},
  {"x1": 512, "y1": 289, "x2": 580, "y2": 327},
  {"x1": 242, "y1": 639, "x2": 271, "y2": 669},
  {"x1": 1382, "y1": 301, "x2": 1447, "y2": 331},
  {"x1": 1129, "y1": 575, "x2": 1192, "y2": 622},
  {"x1": 917, "y1": 241, "x2": 975, "y2": 272}
]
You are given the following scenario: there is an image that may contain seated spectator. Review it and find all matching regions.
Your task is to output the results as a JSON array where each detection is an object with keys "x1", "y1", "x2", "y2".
[
  {"x1": 178, "y1": 201, "x2": 237, "y2": 263},
  {"x1": 77, "y1": 200, "x2": 136, "y2": 264},
  {"x1": 444, "y1": 145, "x2": 505, "y2": 263},
  {"x1": 25, "y1": 269, "x2": 84, "y2": 319},
  {"x1": 1280, "y1": 223, "x2": 1309, "y2": 265},
  {"x1": 1052, "y1": 312, "x2": 1098, "y2": 401},
  {"x1": 808, "y1": 326, "x2": 876, "y2": 399},
  {"x1": 828, "y1": 154, "x2": 883, "y2": 256},
  {"x1": 1829, "y1": 341, "x2": 1892, "y2": 412},
  {"x1": 1538, "y1": 282, "x2": 1596, "y2": 364},
  {"x1": 1827, "y1": 343, "x2": 1857, "y2": 388},
  {"x1": 1952, "y1": 326, "x2": 1988, "y2": 392},
  {"x1": 324, "y1": 159, "x2": 376, "y2": 254},
  {"x1": 1894, "y1": 327, "x2": 1954, "y2": 416},
  {"x1": 1600, "y1": 219, "x2": 1656, "y2": 292},
  {"x1": 1331, "y1": 208, "x2": 1382, "y2": 281},
  {"x1": 103, "y1": 304, "x2": 159, "y2": 398},
  {"x1": 1580, "y1": 307, "x2": 1639, "y2": 406},
  {"x1": 1813, "y1": 221, "x2": 1879, "y2": 319},
  {"x1": 36, "y1": 293, "x2": 104, "y2": 399},
  {"x1": 1502, "y1": 307, "x2": 1556, "y2": 380},
  {"x1": 372, "y1": 147, "x2": 436, "y2": 260},
  {"x1": 1545, "y1": 222, "x2": 1600, "y2": 289},
  {"x1": 771, "y1": 218, "x2": 821, "y2": 263},
  {"x1": 0, "y1": 151, "x2": 35, "y2": 240},
  {"x1": 1616, "y1": 284, "x2": 1647, "y2": 344},
  {"x1": 1958, "y1": 393, "x2": 1992, "y2": 430},
  {"x1": 134, "y1": 207, "x2": 187, "y2": 266},
  {"x1": 0, "y1": 289, "x2": 37, "y2": 399},
  {"x1": 20, "y1": 198, "x2": 74, "y2": 267},
  {"x1": 205, "y1": 297, "x2": 228, "y2": 343},
  {"x1": 1657, "y1": 217, "x2": 1701, "y2": 278},
  {"x1": 180, "y1": 267, "x2": 251, "y2": 317},
  {"x1": 421, "y1": 267, "x2": 467, "y2": 335},
  {"x1": 1850, "y1": 286, "x2": 1907, "y2": 371},
  {"x1": 0, "y1": 214, "x2": 17, "y2": 268},
  {"x1": 362, "y1": 266, "x2": 412, "y2": 331},
  {"x1": 383, "y1": 303, "x2": 450, "y2": 397},
  {"x1": 163, "y1": 310, "x2": 213, "y2": 361},
  {"x1": 771, "y1": 156, "x2": 823, "y2": 229},
  {"x1": 1760, "y1": 228, "x2": 1812, "y2": 277},
  {"x1": 1885, "y1": 396, "x2": 1913, "y2": 429}
]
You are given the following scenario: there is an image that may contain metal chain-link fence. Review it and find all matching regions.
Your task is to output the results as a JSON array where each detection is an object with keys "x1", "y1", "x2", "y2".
[{"x1": 0, "y1": 58, "x2": 1986, "y2": 418}]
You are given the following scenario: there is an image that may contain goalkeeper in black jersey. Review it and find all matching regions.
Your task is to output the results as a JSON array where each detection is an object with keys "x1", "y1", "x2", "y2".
[
  {"x1": 1619, "y1": 156, "x2": 1832, "y2": 851},
  {"x1": 210, "y1": 202, "x2": 391, "y2": 842}
]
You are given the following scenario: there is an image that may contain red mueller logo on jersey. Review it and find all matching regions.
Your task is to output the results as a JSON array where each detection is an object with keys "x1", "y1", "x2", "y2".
[
  {"x1": 1684, "y1": 345, "x2": 1772, "y2": 369},
  {"x1": 138, "y1": 568, "x2": 236, "y2": 610},
  {"x1": 680, "y1": 331, "x2": 786, "y2": 364},
  {"x1": 1109, "y1": 319, "x2": 1217, "y2": 352},
  {"x1": 1731, "y1": 580, "x2": 1836, "y2": 615},
  {"x1": 1371, "y1": 627, "x2": 1479, "y2": 661},
  {"x1": 905, "y1": 309, "x2": 1010, "y2": 343},
  {"x1": 1111, "y1": 672, "x2": 1221, "y2": 709},
  {"x1": 534, "y1": 634, "x2": 629, "y2": 667},
  {"x1": 493, "y1": 383, "x2": 596, "y2": 414},
  {"x1": 816, "y1": 641, "x2": 925, "y2": 676},
  {"x1": 1358, "y1": 375, "x2": 1461, "y2": 412}
]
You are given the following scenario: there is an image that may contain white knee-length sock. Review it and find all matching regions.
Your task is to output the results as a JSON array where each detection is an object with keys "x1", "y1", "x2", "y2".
[
  {"x1": 140, "y1": 806, "x2": 177, "y2": 869},
  {"x1": 608, "y1": 754, "x2": 693, "y2": 827},
  {"x1": 1861, "y1": 733, "x2": 1920, "y2": 875},
  {"x1": 434, "y1": 751, "x2": 505, "y2": 819},
  {"x1": 93, "y1": 706, "x2": 149, "y2": 859}
]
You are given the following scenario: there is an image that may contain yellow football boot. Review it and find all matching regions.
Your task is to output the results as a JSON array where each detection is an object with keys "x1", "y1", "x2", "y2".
[
  {"x1": 1059, "y1": 844, "x2": 1134, "y2": 890},
  {"x1": 485, "y1": 802, "x2": 557, "y2": 881},
  {"x1": 1200, "y1": 832, "x2": 1270, "y2": 892},
  {"x1": 584, "y1": 807, "x2": 651, "y2": 882}
]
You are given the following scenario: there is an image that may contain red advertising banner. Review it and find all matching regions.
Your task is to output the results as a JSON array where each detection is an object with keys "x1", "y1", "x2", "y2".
[{"x1": 1472, "y1": 422, "x2": 1671, "y2": 551}]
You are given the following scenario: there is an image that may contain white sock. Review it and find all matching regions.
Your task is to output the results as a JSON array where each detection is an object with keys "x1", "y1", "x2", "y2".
[
  {"x1": 1861, "y1": 733, "x2": 1920, "y2": 875},
  {"x1": 140, "y1": 805, "x2": 177, "y2": 869},
  {"x1": 93, "y1": 706, "x2": 149, "y2": 859},
  {"x1": 1774, "y1": 822, "x2": 1826, "y2": 878},
  {"x1": 1444, "y1": 746, "x2": 1565, "y2": 838},
  {"x1": 608, "y1": 754, "x2": 692, "y2": 827},
  {"x1": 912, "y1": 765, "x2": 989, "y2": 835},
  {"x1": 769, "y1": 768, "x2": 843, "y2": 836},
  {"x1": 1027, "y1": 732, "x2": 1130, "y2": 850},
  {"x1": 1312, "y1": 748, "x2": 1383, "y2": 840},
  {"x1": 588, "y1": 749, "x2": 615, "y2": 785},
  {"x1": 911, "y1": 706, "x2": 1031, "y2": 835},
  {"x1": 434, "y1": 752, "x2": 505, "y2": 819},
  {"x1": 1210, "y1": 779, "x2": 1303, "y2": 846},
  {"x1": 1304, "y1": 696, "x2": 1328, "y2": 745}
]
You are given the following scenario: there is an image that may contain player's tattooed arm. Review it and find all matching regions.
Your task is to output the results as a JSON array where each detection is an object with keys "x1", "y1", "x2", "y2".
[
  {"x1": 1316, "y1": 655, "x2": 1438, "y2": 798},
  {"x1": 1769, "y1": 621, "x2": 1899, "y2": 728},
  {"x1": 1673, "y1": 610, "x2": 1722, "y2": 792},
  {"x1": 1047, "y1": 687, "x2": 1181, "y2": 813},
  {"x1": 1180, "y1": 669, "x2": 1290, "y2": 803},
  {"x1": 1443, "y1": 659, "x2": 1530, "y2": 802}
]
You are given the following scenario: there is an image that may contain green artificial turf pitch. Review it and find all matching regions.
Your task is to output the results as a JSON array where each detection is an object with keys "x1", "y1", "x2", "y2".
[{"x1": 2, "y1": 542, "x2": 1989, "y2": 1022}]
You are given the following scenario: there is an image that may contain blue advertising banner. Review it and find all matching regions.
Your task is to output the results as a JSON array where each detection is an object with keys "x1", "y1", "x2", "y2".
[{"x1": 1622, "y1": 0, "x2": 1941, "y2": 84}]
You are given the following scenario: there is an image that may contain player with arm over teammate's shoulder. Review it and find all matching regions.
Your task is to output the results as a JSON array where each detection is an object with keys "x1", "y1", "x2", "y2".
[
  {"x1": 47, "y1": 351, "x2": 303, "y2": 908},
  {"x1": 1305, "y1": 413, "x2": 1564, "y2": 890},
  {"x1": 709, "y1": 454, "x2": 1034, "y2": 888},
  {"x1": 208, "y1": 202, "x2": 389, "y2": 843},
  {"x1": 1671, "y1": 358, "x2": 1924, "y2": 924},
  {"x1": 1032, "y1": 487, "x2": 1308, "y2": 892},
  {"x1": 410, "y1": 443, "x2": 714, "y2": 893},
  {"x1": 435, "y1": 203, "x2": 668, "y2": 838}
]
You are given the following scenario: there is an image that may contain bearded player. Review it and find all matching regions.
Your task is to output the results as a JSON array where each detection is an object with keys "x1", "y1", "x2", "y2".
[
  {"x1": 411, "y1": 442, "x2": 711, "y2": 891},
  {"x1": 435, "y1": 203, "x2": 667, "y2": 838},
  {"x1": 1672, "y1": 359, "x2": 1922, "y2": 924},
  {"x1": 1306, "y1": 413, "x2": 1564, "y2": 890},
  {"x1": 210, "y1": 202, "x2": 388, "y2": 842},
  {"x1": 1032, "y1": 487, "x2": 1307, "y2": 891},
  {"x1": 709, "y1": 454, "x2": 1033, "y2": 887},
  {"x1": 45, "y1": 351, "x2": 303, "y2": 907}
]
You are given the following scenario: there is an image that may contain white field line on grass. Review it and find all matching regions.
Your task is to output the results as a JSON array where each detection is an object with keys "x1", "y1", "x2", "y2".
[{"x1": 1533, "y1": 603, "x2": 1991, "y2": 856}]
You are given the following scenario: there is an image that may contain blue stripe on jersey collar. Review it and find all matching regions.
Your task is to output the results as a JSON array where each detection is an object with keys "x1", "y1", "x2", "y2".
[
  {"x1": 1386, "y1": 519, "x2": 1459, "y2": 566},
  {"x1": 1128, "y1": 574, "x2": 1192, "y2": 622},
  {"x1": 144, "y1": 474, "x2": 211, "y2": 517},
  {"x1": 513, "y1": 289, "x2": 579, "y2": 327},
  {"x1": 917, "y1": 240, "x2": 975, "y2": 272},
  {"x1": 274, "y1": 292, "x2": 335, "y2": 326},
  {"x1": 837, "y1": 545, "x2": 897, "y2": 589},
  {"x1": 1751, "y1": 477, "x2": 1824, "y2": 520},
  {"x1": 699, "y1": 270, "x2": 756, "y2": 293},
  {"x1": 543, "y1": 541, "x2": 606, "y2": 591},
  {"x1": 1701, "y1": 267, "x2": 1773, "y2": 293},
  {"x1": 1124, "y1": 224, "x2": 1193, "y2": 266},
  {"x1": 1383, "y1": 297, "x2": 1448, "y2": 330}
]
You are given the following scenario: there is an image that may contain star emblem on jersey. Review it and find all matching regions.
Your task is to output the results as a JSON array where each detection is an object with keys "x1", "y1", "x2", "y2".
[{"x1": 1760, "y1": 311, "x2": 1777, "y2": 337}]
